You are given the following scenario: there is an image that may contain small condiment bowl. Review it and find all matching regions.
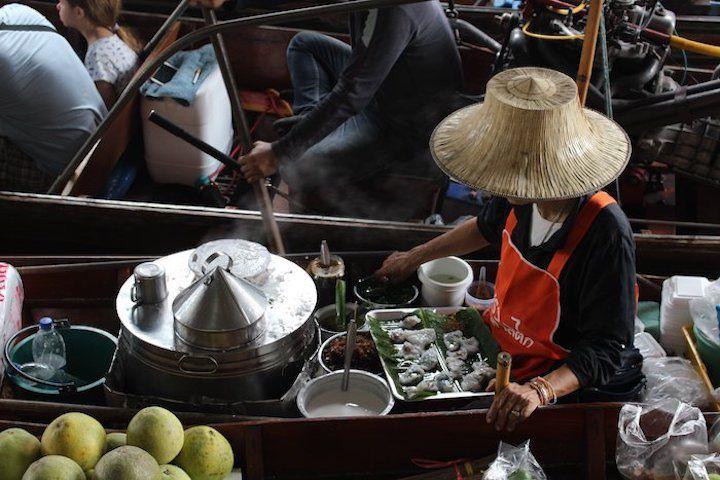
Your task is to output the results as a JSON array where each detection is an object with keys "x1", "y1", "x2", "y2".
[
  {"x1": 353, "y1": 281, "x2": 419, "y2": 310},
  {"x1": 297, "y1": 370, "x2": 394, "y2": 418},
  {"x1": 313, "y1": 303, "x2": 365, "y2": 342},
  {"x1": 317, "y1": 331, "x2": 378, "y2": 374},
  {"x1": 465, "y1": 281, "x2": 496, "y2": 310},
  {"x1": 318, "y1": 332, "x2": 346, "y2": 374}
]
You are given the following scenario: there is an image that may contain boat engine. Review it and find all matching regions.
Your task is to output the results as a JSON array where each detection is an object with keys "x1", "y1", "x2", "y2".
[{"x1": 504, "y1": 0, "x2": 680, "y2": 108}]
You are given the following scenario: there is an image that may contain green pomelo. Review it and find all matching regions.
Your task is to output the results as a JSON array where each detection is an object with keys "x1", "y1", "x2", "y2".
[
  {"x1": 158, "y1": 465, "x2": 191, "y2": 480},
  {"x1": 0, "y1": 428, "x2": 41, "y2": 480},
  {"x1": 21, "y1": 455, "x2": 85, "y2": 480},
  {"x1": 126, "y1": 407, "x2": 183, "y2": 464},
  {"x1": 41, "y1": 413, "x2": 106, "y2": 471},
  {"x1": 105, "y1": 433, "x2": 126, "y2": 452},
  {"x1": 174, "y1": 426, "x2": 234, "y2": 480},
  {"x1": 94, "y1": 446, "x2": 159, "y2": 480}
]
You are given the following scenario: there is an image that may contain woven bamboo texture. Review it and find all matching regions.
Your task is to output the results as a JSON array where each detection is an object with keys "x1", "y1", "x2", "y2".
[{"x1": 431, "y1": 67, "x2": 631, "y2": 200}]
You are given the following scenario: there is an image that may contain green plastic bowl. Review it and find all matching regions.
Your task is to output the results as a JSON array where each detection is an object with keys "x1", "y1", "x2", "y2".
[
  {"x1": 694, "y1": 325, "x2": 720, "y2": 386},
  {"x1": 4, "y1": 323, "x2": 117, "y2": 395}
]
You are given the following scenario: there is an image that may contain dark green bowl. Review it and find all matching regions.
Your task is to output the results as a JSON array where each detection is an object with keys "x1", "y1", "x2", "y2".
[
  {"x1": 5, "y1": 323, "x2": 117, "y2": 395},
  {"x1": 694, "y1": 324, "x2": 720, "y2": 386}
]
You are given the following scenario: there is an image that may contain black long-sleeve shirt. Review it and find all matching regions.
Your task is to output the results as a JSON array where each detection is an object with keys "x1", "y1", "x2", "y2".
[
  {"x1": 272, "y1": 1, "x2": 464, "y2": 161},
  {"x1": 476, "y1": 196, "x2": 638, "y2": 388}
]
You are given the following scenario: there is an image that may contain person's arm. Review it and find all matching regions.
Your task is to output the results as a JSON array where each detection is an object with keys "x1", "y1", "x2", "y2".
[
  {"x1": 375, "y1": 198, "x2": 510, "y2": 282},
  {"x1": 272, "y1": 8, "x2": 415, "y2": 162},
  {"x1": 563, "y1": 231, "x2": 636, "y2": 388},
  {"x1": 95, "y1": 81, "x2": 117, "y2": 109}
]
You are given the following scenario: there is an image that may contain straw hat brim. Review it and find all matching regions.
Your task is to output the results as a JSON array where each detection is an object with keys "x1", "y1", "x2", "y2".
[{"x1": 430, "y1": 102, "x2": 632, "y2": 201}]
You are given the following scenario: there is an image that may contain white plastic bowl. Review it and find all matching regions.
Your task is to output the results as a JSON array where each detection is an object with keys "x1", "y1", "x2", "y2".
[
  {"x1": 297, "y1": 370, "x2": 394, "y2": 418},
  {"x1": 417, "y1": 257, "x2": 473, "y2": 307},
  {"x1": 465, "y1": 281, "x2": 496, "y2": 310}
]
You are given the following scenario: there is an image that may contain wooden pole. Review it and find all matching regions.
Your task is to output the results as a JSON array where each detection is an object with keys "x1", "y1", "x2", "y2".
[
  {"x1": 202, "y1": 8, "x2": 286, "y2": 255},
  {"x1": 576, "y1": 0, "x2": 604, "y2": 105}
]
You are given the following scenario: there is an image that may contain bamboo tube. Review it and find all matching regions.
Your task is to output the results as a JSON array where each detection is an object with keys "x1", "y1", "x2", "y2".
[
  {"x1": 495, "y1": 352, "x2": 512, "y2": 394},
  {"x1": 576, "y1": 0, "x2": 604, "y2": 105}
]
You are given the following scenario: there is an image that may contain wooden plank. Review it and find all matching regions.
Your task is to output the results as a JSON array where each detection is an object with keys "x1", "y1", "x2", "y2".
[
  {"x1": 0, "y1": 399, "x2": 250, "y2": 428},
  {"x1": 242, "y1": 425, "x2": 265, "y2": 480},
  {"x1": 585, "y1": 408, "x2": 607, "y2": 480},
  {"x1": 215, "y1": 406, "x2": 593, "y2": 478}
]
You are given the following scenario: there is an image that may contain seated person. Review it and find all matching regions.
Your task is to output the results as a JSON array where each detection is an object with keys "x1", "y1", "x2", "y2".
[
  {"x1": 375, "y1": 68, "x2": 643, "y2": 431},
  {"x1": 193, "y1": 0, "x2": 467, "y2": 210},
  {"x1": 0, "y1": 3, "x2": 106, "y2": 193},
  {"x1": 57, "y1": 0, "x2": 141, "y2": 108}
]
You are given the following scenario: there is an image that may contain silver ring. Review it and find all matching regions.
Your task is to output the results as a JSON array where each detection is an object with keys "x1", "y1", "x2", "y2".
[{"x1": 509, "y1": 410, "x2": 521, "y2": 417}]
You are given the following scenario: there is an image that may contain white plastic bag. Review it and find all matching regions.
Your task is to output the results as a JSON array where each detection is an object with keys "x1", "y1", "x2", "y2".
[
  {"x1": 642, "y1": 357, "x2": 713, "y2": 409},
  {"x1": 636, "y1": 332, "x2": 667, "y2": 360},
  {"x1": 0, "y1": 263, "x2": 23, "y2": 377},
  {"x1": 690, "y1": 279, "x2": 720, "y2": 348},
  {"x1": 683, "y1": 453, "x2": 720, "y2": 480},
  {"x1": 708, "y1": 417, "x2": 720, "y2": 454},
  {"x1": 617, "y1": 400, "x2": 708, "y2": 480},
  {"x1": 483, "y1": 441, "x2": 546, "y2": 480}
]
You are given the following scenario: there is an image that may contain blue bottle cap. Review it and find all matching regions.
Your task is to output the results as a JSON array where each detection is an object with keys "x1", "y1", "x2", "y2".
[{"x1": 39, "y1": 317, "x2": 53, "y2": 330}]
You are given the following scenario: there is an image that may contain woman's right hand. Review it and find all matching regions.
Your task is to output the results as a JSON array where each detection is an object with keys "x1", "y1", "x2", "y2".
[{"x1": 374, "y1": 250, "x2": 422, "y2": 283}]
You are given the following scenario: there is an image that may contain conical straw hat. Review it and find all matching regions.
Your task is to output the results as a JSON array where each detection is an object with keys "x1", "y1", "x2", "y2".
[{"x1": 430, "y1": 67, "x2": 631, "y2": 200}]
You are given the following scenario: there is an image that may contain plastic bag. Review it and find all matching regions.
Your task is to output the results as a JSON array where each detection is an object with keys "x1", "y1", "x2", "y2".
[
  {"x1": 617, "y1": 399, "x2": 708, "y2": 480},
  {"x1": 642, "y1": 357, "x2": 713, "y2": 410},
  {"x1": 636, "y1": 332, "x2": 667, "y2": 360},
  {"x1": 0, "y1": 263, "x2": 23, "y2": 377},
  {"x1": 690, "y1": 280, "x2": 720, "y2": 348},
  {"x1": 683, "y1": 453, "x2": 720, "y2": 480},
  {"x1": 708, "y1": 417, "x2": 720, "y2": 455},
  {"x1": 483, "y1": 441, "x2": 546, "y2": 480}
]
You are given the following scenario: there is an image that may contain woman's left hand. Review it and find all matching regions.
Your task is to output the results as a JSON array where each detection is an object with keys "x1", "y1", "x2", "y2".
[{"x1": 486, "y1": 382, "x2": 542, "y2": 432}]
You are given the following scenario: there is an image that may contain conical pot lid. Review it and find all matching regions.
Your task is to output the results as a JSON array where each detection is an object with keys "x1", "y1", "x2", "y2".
[{"x1": 173, "y1": 254, "x2": 267, "y2": 350}]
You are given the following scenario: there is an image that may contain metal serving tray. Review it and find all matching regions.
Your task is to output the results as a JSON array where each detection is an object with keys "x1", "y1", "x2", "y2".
[{"x1": 366, "y1": 307, "x2": 496, "y2": 403}]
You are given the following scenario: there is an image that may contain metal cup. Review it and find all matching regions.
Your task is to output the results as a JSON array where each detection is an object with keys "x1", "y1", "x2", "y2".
[{"x1": 131, "y1": 262, "x2": 168, "y2": 305}]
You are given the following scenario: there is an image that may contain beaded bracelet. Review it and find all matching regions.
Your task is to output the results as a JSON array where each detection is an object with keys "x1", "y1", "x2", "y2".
[{"x1": 536, "y1": 376, "x2": 558, "y2": 405}]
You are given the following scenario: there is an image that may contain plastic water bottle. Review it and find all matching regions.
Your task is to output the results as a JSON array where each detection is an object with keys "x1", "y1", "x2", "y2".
[{"x1": 31, "y1": 318, "x2": 66, "y2": 375}]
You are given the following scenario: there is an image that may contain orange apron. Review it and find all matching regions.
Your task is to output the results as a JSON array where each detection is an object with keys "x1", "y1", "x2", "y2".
[{"x1": 484, "y1": 192, "x2": 616, "y2": 381}]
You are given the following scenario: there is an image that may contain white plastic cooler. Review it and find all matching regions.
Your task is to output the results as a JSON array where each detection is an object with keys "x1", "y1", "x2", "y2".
[{"x1": 141, "y1": 66, "x2": 233, "y2": 186}]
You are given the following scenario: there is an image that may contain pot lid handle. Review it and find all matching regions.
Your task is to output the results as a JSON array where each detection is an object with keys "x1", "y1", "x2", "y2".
[{"x1": 201, "y1": 252, "x2": 233, "y2": 275}]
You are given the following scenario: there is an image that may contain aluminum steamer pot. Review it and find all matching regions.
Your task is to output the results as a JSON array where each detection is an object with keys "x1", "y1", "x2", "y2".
[{"x1": 115, "y1": 248, "x2": 317, "y2": 402}]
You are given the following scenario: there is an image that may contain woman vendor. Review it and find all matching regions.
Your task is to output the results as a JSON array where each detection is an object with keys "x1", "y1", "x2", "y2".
[{"x1": 375, "y1": 67, "x2": 643, "y2": 432}]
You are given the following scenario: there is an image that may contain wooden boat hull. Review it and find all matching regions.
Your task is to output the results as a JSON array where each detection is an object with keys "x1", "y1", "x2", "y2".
[
  {"x1": 3, "y1": 192, "x2": 720, "y2": 278},
  {"x1": 0, "y1": 255, "x2": 671, "y2": 479}
]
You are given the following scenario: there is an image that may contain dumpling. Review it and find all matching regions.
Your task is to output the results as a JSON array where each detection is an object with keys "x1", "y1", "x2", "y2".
[
  {"x1": 389, "y1": 329, "x2": 408, "y2": 344},
  {"x1": 418, "y1": 349, "x2": 439, "y2": 371},
  {"x1": 445, "y1": 356, "x2": 466, "y2": 379},
  {"x1": 435, "y1": 372, "x2": 455, "y2": 393},
  {"x1": 443, "y1": 330, "x2": 464, "y2": 351},
  {"x1": 461, "y1": 337, "x2": 480, "y2": 354},
  {"x1": 400, "y1": 341, "x2": 424, "y2": 360},
  {"x1": 401, "y1": 314, "x2": 422, "y2": 329},
  {"x1": 404, "y1": 328, "x2": 437, "y2": 348},
  {"x1": 399, "y1": 364, "x2": 425, "y2": 386}
]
